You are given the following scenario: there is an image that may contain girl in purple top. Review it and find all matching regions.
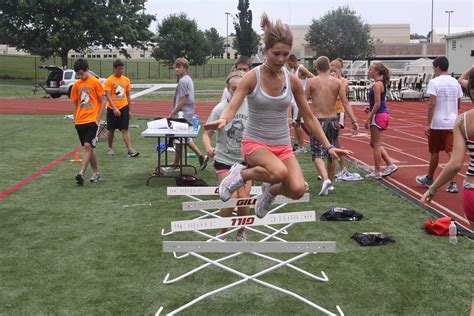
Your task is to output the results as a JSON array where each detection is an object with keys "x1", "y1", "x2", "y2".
[{"x1": 365, "y1": 62, "x2": 398, "y2": 179}]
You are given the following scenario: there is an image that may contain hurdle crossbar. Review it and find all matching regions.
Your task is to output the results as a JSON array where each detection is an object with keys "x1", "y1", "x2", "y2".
[
  {"x1": 182, "y1": 193, "x2": 310, "y2": 211},
  {"x1": 164, "y1": 241, "x2": 336, "y2": 253},
  {"x1": 171, "y1": 210, "x2": 315, "y2": 232},
  {"x1": 167, "y1": 186, "x2": 262, "y2": 196}
]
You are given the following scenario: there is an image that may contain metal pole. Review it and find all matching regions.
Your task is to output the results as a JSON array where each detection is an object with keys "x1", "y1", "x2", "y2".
[
  {"x1": 445, "y1": 11, "x2": 453, "y2": 35},
  {"x1": 225, "y1": 12, "x2": 230, "y2": 59},
  {"x1": 431, "y1": 0, "x2": 434, "y2": 43}
]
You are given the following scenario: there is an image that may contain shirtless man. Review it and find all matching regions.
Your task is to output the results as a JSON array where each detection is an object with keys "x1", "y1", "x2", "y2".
[{"x1": 306, "y1": 56, "x2": 359, "y2": 195}]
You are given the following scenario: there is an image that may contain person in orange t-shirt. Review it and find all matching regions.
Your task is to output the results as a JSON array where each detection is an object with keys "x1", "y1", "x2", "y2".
[
  {"x1": 104, "y1": 59, "x2": 139, "y2": 157},
  {"x1": 70, "y1": 58, "x2": 106, "y2": 185}
]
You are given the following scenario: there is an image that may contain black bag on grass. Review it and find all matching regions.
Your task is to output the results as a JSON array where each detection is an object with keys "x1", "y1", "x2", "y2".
[
  {"x1": 351, "y1": 232, "x2": 395, "y2": 246},
  {"x1": 175, "y1": 175, "x2": 208, "y2": 187},
  {"x1": 320, "y1": 207, "x2": 363, "y2": 221}
]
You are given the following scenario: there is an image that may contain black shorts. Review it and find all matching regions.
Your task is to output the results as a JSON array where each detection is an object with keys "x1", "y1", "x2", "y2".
[
  {"x1": 214, "y1": 160, "x2": 246, "y2": 172},
  {"x1": 107, "y1": 105, "x2": 130, "y2": 131},
  {"x1": 75, "y1": 122, "x2": 99, "y2": 147}
]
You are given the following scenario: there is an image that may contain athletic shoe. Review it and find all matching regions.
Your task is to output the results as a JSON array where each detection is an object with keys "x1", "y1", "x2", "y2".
[
  {"x1": 219, "y1": 163, "x2": 246, "y2": 202},
  {"x1": 294, "y1": 146, "x2": 306, "y2": 154},
  {"x1": 255, "y1": 182, "x2": 275, "y2": 218},
  {"x1": 215, "y1": 232, "x2": 227, "y2": 242},
  {"x1": 336, "y1": 168, "x2": 349, "y2": 178},
  {"x1": 127, "y1": 150, "x2": 139, "y2": 158},
  {"x1": 199, "y1": 155, "x2": 209, "y2": 171},
  {"x1": 366, "y1": 172, "x2": 382, "y2": 179},
  {"x1": 236, "y1": 232, "x2": 247, "y2": 242},
  {"x1": 382, "y1": 164, "x2": 398, "y2": 177},
  {"x1": 90, "y1": 173, "x2": 100, "y2": 183},
  {"x1": 337, "y1": 171, "x2": 363, "y2": 181},
  {"x1": 445, "y1": 181, "x2": 459, "y2": 193},
  {"x1": 415, "y1": 175, "x2": 433, "y2": 187},
  {"x1": 319, "y1": 179, "x2": 332, "y2": 196},
  {"x1": 107, "y1": 148, "x2": 114, "y2": 155},
  {"x1": 161, "y1": 166, "x2": 178, "y2": 173},
  {"x1": 75, "y1": 173, "x2": 84, "y2": 186}
]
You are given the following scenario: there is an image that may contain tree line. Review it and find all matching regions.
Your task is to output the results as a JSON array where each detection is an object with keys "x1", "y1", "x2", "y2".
[{"x1": 0, "y1": 0, "x2": 374, "y2": 67}]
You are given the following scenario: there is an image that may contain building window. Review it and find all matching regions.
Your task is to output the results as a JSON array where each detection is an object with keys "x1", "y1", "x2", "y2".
[
  {"x1": 452, "y1": 40, "x2": 456, "y2": 50},
  {"x1": 471, "y1": 50, "x2": 474, "y2": 57}
]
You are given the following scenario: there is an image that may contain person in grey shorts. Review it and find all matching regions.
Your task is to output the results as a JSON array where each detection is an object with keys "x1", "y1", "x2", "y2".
[
  {"x1": 310, "y1": 117, "x2": 339, "y2": 159},
  {"x1": 162, "y1": 57, "x2": 208, "y2": 172},
  {"x1": 203, "y1": 71, "x2": 251, "y2": 241},
  {"x1": 306, "y1": 56, "x2": 358, "y2": 196}
]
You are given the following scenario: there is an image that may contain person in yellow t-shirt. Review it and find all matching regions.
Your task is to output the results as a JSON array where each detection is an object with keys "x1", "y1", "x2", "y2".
[
  {"x1": 104, "y1": 59, "x2": 139, "y2": 157},
  {"x1": 330, "y1": 58, "x2": 351, "y2": 177},
  {"x1": 70, "y1": 58, "x2": 106, "y2": 185}
]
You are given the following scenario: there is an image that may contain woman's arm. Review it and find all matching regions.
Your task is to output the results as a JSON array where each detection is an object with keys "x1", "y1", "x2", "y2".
[
  {"x1": 458, "y1": 66, "x2": 473, "y2": 89},
  {"x1": 339, "y1": 81, "x2": 358, "y2": 134},
  {"x1": 202, "y1": 129, "x2": 216, "y2": 158},
  {"x1": 368, "y1": 82, "x2": 382, "y2": 120},
  {"x1": 204, "y1": 70, "x2": 255, "y2": 130}
]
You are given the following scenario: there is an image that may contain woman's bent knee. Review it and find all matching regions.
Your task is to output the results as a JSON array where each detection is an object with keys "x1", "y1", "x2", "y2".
[{"x1": 287, "y1": 183, "x2": 306, "y2": 200}]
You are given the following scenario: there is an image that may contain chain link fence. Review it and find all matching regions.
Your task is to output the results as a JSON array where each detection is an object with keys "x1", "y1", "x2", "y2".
[{"x1": 0, "y1": 55, "x2": 234, "y2": 81}]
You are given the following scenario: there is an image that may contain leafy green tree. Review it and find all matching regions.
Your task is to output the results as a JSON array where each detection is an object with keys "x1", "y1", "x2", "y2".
[
  {"x1": 410, "y1": 33, "x2": 426, "y2": 40},
  {"x1": 305, "y1": 6, "x2": 374, "y2": 60},
  {"x1": 233, "y1": 0, "x2": 260, "y2": 57},
  {"x1": 0, "y1": 0, "x2": 155, "y2": 66},
  {"x1": 152, "y1": 13, "x2": 211, "y2": 66},
  {"x1": 205, "y1": 27, "x2": 225, "y2": 57}
]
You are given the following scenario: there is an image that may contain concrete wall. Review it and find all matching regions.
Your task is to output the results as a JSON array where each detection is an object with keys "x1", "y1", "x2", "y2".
[
  {"x1": 375, "y1": 43, "x2": 446, "y2": 57},
  {"x1": 446, "y1": 31, "x2": 474, "y2": 74},
  {"x1": 370, "y1": 24, "x2": 410, "y2": 44}
]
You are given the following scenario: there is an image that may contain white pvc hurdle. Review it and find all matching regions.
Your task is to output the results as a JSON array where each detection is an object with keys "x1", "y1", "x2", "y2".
[
  {"x1": 161, "y1": 186, "x2": 307, "y2": 240},
  {"x1": 157, "y1": 211, "x2": 343, "y2": 316}
]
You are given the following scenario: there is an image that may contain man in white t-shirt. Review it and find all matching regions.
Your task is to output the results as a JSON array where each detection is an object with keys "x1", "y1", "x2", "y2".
[{"x1": 416, "y1": 56, "x2": 464, "y2": 193}]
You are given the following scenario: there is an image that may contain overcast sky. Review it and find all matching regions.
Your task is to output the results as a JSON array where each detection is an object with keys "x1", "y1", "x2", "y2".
[{"x1": 145, "y1": 0, "x2": 473, "y2": 37}]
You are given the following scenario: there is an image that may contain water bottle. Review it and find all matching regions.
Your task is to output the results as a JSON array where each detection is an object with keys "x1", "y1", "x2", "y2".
[
  {"x1": 449, "y1": 220, "x2": 457, "y2": 244},
  {"x1": 192, "y1": 114, "x2": 199, "y2": 131}
]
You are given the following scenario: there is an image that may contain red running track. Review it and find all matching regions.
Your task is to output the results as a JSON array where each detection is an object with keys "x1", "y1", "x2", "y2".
[
  {"x1": 339, "y1": 101, "x2": 473, "y2": 233},
  {"x1": 0, "y1": 98, "x2": 472, "y2": 233}
]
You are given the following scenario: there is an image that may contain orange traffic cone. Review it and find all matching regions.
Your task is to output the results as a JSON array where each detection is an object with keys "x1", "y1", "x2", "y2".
[{"x1": 70, "y1": 151, "x2": 82, "y2": 162}]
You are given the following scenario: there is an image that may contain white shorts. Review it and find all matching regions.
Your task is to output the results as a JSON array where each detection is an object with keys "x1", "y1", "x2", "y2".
[
  {"x1": 337, "y1": 112, "x2": 345, "y2": 129},
  {"x1": 173, "y1": 138, "x2": 193, "y2": 145},
  {"x1": 290, "y1": 98, "x2": 298, "y2": 122}
]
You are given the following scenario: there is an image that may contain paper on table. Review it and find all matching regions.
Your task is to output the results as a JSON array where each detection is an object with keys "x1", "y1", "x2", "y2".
[
  {"x1": 171, "y1": 121, "x2": 189, "y2": 131},
  {"x1": 147, "y1": 118, "x2": 168, "y2": 129}
]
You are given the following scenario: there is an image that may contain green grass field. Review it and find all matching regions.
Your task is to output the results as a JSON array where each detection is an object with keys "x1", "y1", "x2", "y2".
[{"x1": 0, "y1": 114, "x2": 472, "y2": 315}]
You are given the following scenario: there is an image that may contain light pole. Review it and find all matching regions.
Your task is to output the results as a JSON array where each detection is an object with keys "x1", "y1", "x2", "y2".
[
  {"x1": 445, "y1": 10, "x2": 454, "y2": 35},
  {"x1": 430, "y1": 0, "x2": 434, "y2": 43},
  {"x1": 225, "y1": 12, "x2": 230, "y2": 59}
]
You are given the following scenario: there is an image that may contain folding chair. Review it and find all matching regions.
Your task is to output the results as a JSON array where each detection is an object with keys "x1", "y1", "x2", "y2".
[{"x1": 157, "y1": 210, "x2": 343, "y2": 316}]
